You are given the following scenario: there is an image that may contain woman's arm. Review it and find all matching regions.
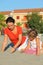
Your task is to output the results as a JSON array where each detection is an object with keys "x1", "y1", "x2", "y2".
[
  {"x1": 1, "y1": 34, "x2": 8, "y2": 52},
  {"x1": 14, "y1": 34, "x2": 22, "y2": 49},
  {"x1": 11, "y1": 34, "x2": 22, "y2": 53},
  {"x1": 36, "y1": 37, "x2": 40, "y2": 55}
]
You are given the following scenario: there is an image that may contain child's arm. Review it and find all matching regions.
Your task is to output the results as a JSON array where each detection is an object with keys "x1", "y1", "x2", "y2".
[
  {"x1": 42, "y1": 42, "x2": 43, "y2": 49},
  {"x1": 20, "y1": 41, "x2": 30, "y2": 52},
  {"x1": 36, "y1": 37, "x2": 40, "y2": 56},
  {"x1": 25, "y1": 41, "x2": 30, "y2": 50}
]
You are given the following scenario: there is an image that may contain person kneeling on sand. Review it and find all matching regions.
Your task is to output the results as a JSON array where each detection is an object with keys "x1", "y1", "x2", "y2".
[{"x1": 1, "y1": 17, "x2": 28, "y2": 53}]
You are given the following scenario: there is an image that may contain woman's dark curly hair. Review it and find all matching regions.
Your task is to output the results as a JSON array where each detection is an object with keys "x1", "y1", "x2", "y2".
[{"x1": 6, "y1": 17, "x2": 15, "y2": 24}]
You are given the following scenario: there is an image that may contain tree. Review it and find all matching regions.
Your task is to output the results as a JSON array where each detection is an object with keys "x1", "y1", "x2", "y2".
[
  {"x1": 40, "y1": 20, "x2": 43, "y2": 33},
  {"x1": 0, "y1": 14, "x2": 6, "y2": 30},
  {"x1": 16, "y1": 22, "x2": 22, "y2": 26},
  {"x1": 27, "y1": 12, "x2": 43, "y2": 33}
]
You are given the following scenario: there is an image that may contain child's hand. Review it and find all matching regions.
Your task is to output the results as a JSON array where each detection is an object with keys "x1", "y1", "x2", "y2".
[
  {"x1": 36, "y1": 53, "x2": 40, "y2": 56},
  {"x1": 20, "y1": 49, "x2": 25, "y2": 53},
  {"x1": 40, "y1": 49, "x2": 43, "y2": 54},
  {"x1": 36, "y1": 51, "x2": 40, "y2": 56}
]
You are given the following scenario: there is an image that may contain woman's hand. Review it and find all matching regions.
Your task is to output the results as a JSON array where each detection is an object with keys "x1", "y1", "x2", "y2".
[{"x1": 11, "y1": 47, "x2": 16, "y2": 53}]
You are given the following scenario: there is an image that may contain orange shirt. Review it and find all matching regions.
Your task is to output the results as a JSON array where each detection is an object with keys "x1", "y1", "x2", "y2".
[{"x1": 4, "y1": 26, "x2": 26, "y2": 46}]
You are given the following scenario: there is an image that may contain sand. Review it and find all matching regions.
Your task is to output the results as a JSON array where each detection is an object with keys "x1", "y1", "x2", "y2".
[{"x1": 0, "y1": 35, "x2": 43, "y2": 65}]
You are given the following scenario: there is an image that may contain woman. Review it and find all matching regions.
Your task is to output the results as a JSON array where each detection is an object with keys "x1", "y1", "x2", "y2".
[{"x1": 1, "y1": 17, "x2": 28, "y2": 53}]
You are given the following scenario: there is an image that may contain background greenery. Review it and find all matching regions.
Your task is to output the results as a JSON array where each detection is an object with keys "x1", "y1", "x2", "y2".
[
  {"x1": 26, "y1": 12, "x2": 43, "y2": 33},
  {"x1": 0, "y1": 14, "x2": 6, "y2": 30}
]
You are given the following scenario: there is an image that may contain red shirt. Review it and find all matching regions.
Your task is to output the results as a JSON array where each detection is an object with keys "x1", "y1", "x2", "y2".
[{"x1": 4, "y1": 26, "x2": 26, "y2": 46}]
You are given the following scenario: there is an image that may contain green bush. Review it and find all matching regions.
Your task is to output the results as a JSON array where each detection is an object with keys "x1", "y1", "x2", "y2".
[
  {"x1": 0, "y1": 14, "x2": 6, "y2": 30},
  {"x1": 16, "y1": 22, "x2": 22, "y2": 26},
  {"x1": 27, "y1": 12, "x2": 43, "y2": 33}
]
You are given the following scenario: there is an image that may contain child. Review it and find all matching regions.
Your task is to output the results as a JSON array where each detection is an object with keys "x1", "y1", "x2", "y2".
[{"x1": 22, "y1": 29, "x2": 43, "y2": 55}]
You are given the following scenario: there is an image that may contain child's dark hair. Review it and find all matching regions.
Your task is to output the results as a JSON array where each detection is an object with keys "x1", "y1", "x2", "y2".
[
  {"x1": 28, "y1": 29, "x2": 38, "y2": 38},
  {"x1": 6, "y1": 17, "x2": 15, "y2": 24}
]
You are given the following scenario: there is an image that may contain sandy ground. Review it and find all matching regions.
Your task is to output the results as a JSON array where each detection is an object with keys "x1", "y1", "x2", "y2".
[{"x1": 0, "y1": 35, "x2": 43, "y2": 65}]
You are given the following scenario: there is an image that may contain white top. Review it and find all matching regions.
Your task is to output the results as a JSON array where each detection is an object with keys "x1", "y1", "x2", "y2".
[{"x1": 29, "y1": 36, "x2": 42, "y2": 49}]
